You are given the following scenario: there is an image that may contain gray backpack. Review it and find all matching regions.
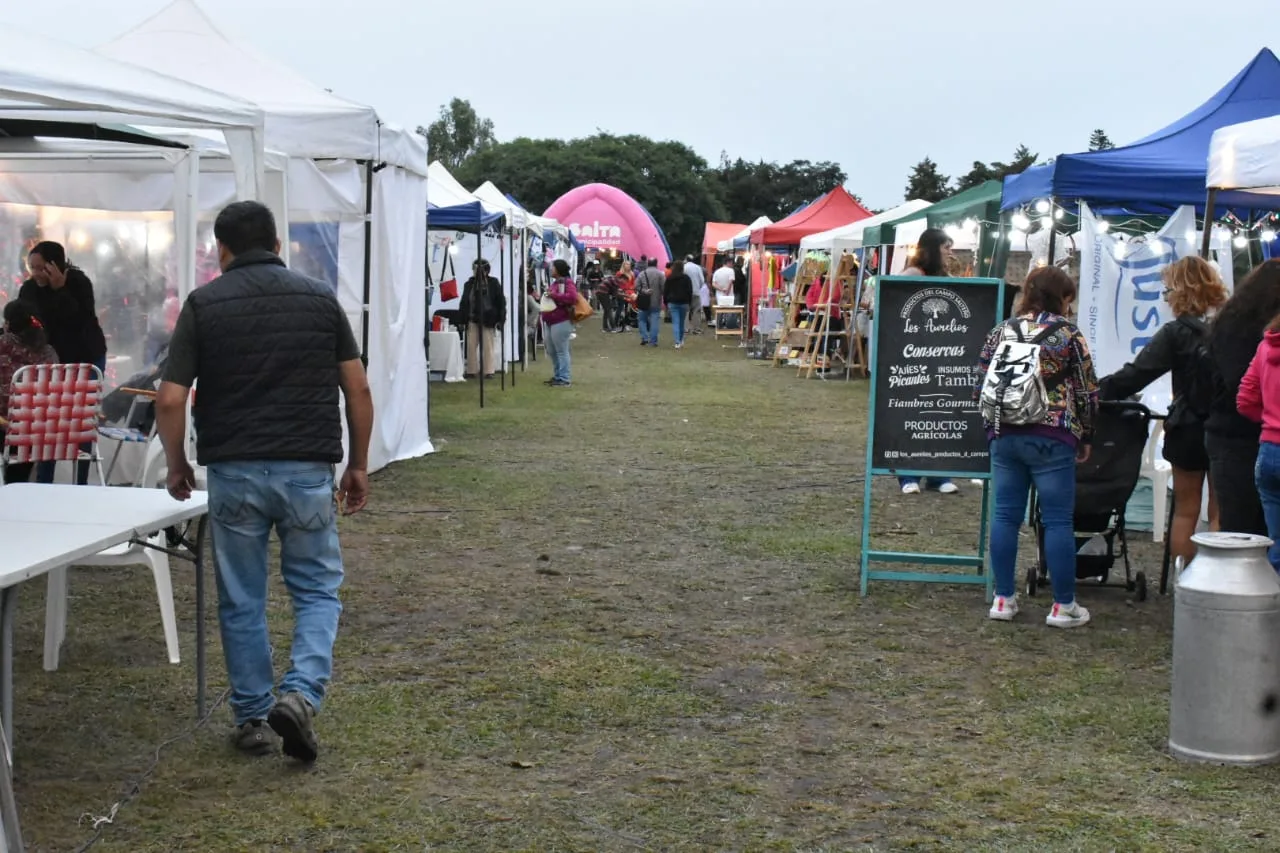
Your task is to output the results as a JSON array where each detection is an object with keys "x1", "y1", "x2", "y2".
[{"x1": 979, "y1": 319, "x2": 1069, "y2": 434}]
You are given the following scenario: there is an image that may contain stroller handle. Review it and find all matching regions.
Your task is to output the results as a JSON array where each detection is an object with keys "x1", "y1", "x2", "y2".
[{"x1": 1097, "y1": 399, "x2": 1166, "y2": 421}]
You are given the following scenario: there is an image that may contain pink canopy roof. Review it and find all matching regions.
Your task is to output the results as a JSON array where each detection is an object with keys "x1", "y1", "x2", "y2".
[{"x1": 544, "y1": 183, "x2": 671, "y2": 266}]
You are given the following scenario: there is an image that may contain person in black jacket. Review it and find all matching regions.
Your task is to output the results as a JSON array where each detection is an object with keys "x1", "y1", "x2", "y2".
[
  {"x1": 663, "y1": 262, "x2": 693, "y2": 349},
  {"x1": 1099, "y1": 256, "x2": 1228, "y2": 565},
  {"x1": 1205, "y1": 259, "x2": 1280, "y2": 537},
  {"x1": 460, "y1": 259, "x2": 506, "y2": 379},
  {"x1": 22, "y1": 240, "x2": 109, "y2": 484}
]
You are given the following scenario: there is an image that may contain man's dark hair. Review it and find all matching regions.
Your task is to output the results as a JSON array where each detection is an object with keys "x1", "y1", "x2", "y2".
[
  {"x1": 648, "y1": 258, "x2": 658, "y2": 268},
  {"x1": 214, "y1": 201, "x2": 278, "y2": 256}
]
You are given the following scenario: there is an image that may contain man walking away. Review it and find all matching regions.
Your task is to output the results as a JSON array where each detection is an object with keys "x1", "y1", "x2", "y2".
[
  {"x1": 684, "y1": 255, "x2": 707, "y2": 334},
  {"x1": 156, "y1": 200, "x2": 374, "y2": 765},
  {"x1": 635, "y1": 258, "x2": 665, "y2": 347}
]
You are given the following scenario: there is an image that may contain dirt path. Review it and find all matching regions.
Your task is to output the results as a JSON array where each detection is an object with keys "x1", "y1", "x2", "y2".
[{"x1": 12, "y1": 326, "x2": 1278, "y2": 852}]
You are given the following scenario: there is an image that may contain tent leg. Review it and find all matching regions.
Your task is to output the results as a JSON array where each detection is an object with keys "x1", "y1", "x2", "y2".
[
  {"x1": 1201, "y1": 189, "x2": 1218, "y2": 259},
  {"x1": 359, "y1": 159, "x2": 376, "y2": 367},
  {"x1": 478, "y1": 230, "x2": 485, "y2": 410},
  {"x1": 1045, "y1": 197, "x2": 1058, "y2": 268}
]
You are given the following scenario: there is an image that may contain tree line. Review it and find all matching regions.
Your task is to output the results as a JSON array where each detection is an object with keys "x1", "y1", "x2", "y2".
[{"x1": 423, "y1": 99, "x2": 1117, "y2": 255}]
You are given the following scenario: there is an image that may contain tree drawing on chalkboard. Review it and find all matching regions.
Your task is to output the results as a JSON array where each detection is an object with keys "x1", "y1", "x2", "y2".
[{"x1": 922, "y1": 297, "x2": 950, "y2": 319}]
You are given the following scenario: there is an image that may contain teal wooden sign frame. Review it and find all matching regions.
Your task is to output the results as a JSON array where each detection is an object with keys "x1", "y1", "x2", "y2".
[{"x1": 859, "y1": 275, "x2": 1005, "y2": 597}]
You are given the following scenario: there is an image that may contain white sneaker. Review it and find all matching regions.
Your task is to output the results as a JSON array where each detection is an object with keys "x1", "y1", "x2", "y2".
[
  {"x1": 938, "y1": 481, "x2": 959, "y2": 494},
  {"x1": 988, "y1": 595, "x2": 1018, "y2": 622},
  {"x1": 901, "y1": 482, "x2": 921, "y2": 495},
  {"x1": 1046, "y1": 600, "x2": 1091, "y2": 629}
]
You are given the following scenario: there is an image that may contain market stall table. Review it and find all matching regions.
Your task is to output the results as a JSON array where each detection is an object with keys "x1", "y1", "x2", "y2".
[{"x1": 428, "y1": 330, "x2": 465, "y2": 382}]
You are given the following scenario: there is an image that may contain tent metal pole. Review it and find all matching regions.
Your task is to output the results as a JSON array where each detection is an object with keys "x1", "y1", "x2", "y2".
[
  {"x1": 520, "y1": 230, "x2": 527, "y2": 372},
  {"x1": 1044, "y1": 198, "x2": 1058, "y2": 268},
  {"x1": 359, "y1": 159, "x2": 377, "y2": 367},
  {"x1": 500, "y1": 229, "x2": 508, "y2": 391},
  {"x1": 1200, "y1": 189, "x2": 1218, "y2": 259},
  {"x1": 478, "y1": 229, "x2": 485, "y2": 410}
]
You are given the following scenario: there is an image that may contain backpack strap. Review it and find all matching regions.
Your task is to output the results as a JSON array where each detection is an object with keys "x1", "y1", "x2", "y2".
[
  {"x1": 1030, "y1": 320, "x2": 1069, "y2": 344},
  {"x1": 1176, "y1": 315, "x2": 1209, "y2": 337}
]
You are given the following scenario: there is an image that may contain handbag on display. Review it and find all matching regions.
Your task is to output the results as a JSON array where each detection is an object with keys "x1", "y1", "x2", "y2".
[{"x1": 438, "y1": 254, "x2": 459, "y2": 302}]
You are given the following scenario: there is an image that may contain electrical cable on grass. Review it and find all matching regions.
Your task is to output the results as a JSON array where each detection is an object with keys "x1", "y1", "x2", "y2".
[{"x1": 69, "y1": 687, "x2": 232, "y2": 853}]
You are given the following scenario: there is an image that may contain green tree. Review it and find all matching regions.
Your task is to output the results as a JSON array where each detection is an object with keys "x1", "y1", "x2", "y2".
[
  {"x1": 905, "y1": 158, "x2": 950, "y2": 202},
  {"x1": 456, "y1": 133, "x2": 727, "y2": 257},
  {"x1": 955, "y1": 145, "x2": 1038, "y2": 192},
  {"x1": 419, "y1": 98, "x2": 496, "y2": 170},
  {"x1": 1089, "y1": 129, "x2": 1115, "y2": 151},
  {"x1": 955, "y1": 161, "x2": 997, "y2": 192},
  {"x1": 713, "y1": 157, "x2": 848, "y2": 224}
]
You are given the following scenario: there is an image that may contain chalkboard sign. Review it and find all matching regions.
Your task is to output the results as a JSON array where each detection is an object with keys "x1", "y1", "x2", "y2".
[{"x1": 869, "y1": 276, "x2": 1003, "y2": 475}]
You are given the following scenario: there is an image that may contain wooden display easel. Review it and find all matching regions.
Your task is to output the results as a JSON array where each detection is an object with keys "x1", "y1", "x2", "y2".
[
  {"x1": 771, "y1": 256, "x2": 827, "y2": 367},
  {"x1": 796, "y1": 253, "x2": 862, "y2": 379}
]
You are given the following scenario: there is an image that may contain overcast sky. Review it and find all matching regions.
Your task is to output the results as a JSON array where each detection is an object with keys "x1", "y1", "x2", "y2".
[{"x1": 4, "y1": 0, "x2": 1274, "y2": 212}]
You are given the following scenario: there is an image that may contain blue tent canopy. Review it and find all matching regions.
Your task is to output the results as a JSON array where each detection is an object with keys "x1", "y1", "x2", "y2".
[
  {"x1": 1002, "y1": 48, "x2": 1280, "y2": 213},
  {"x1": 427, "y1": 201, "x2": 504, "y2": 232}
]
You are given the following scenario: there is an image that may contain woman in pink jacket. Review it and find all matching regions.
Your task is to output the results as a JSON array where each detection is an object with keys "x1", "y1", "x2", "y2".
[
  {"x1": 1236, "y1": 317, "x2": 1280, "y2": 571},
  {"x1": 541, "y1": 259, "x2": 578, "y2": 387}
]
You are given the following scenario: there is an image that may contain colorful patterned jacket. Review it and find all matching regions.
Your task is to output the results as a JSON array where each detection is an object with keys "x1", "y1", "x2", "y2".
[{"x1": 974, "y1": 312, "x2": 1099, "y2": 445}]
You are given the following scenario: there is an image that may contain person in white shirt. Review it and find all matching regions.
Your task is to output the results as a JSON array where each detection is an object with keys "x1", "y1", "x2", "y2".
[
  {"x1": 712, "y1": 259, "x2": 736, "y2": 307},
  {"x1": 683, "y1": 256, "x2": 707, "y2": 334}
]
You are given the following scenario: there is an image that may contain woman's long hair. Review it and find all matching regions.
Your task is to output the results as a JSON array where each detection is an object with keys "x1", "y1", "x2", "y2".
[
  {"x1": 1163, "y1": 256, "x2": 1228, "y2": 318},
  {"x1": 909, "y1": 228, "x2": 952, "y2": 277},
  {"x1": 3, "y1": 300, "x2": 47, "y2": 350},
  {"x1": 552, "y1": 259, "x2": 571, "y2": 279},
  {"x1": 1213, "y1": 260, "x2": 1280, "y2": 346},
  {"x1": 1015, "y1": 266, "x2": 1077, "y2": 316}
]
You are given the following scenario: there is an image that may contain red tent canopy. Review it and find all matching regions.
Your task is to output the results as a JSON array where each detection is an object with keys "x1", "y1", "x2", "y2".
[
  {"x1": 702, "y1": 221, "x2": 745, "y2": 254},
  {"x1": 750, "y1": 187, "x2": 872, "y2": 245}
]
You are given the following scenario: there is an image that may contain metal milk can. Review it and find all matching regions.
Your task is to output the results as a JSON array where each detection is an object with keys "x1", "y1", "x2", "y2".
[{"x1": 1170, "y1": 532, "x2": 1280, "y2": 765}]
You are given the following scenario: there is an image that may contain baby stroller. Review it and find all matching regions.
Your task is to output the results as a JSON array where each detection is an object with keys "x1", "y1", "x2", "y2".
[{"x1": 1027, "y1": 400, "x2": 1162, "y2": 602}]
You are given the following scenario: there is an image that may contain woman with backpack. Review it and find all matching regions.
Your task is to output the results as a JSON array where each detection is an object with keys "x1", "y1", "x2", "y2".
[
  {"x1": 900, "y1": 229, "x2": 959, "y2": 495},
  {"x1": 1098, "y1": 256, "x2": 1227, "y2": 566},
  {"x1": 1205, "y1": 260, "x2": 1280, "y2": 536},
  {"x1": 977, "y1": 266, "x2": 1098, "y2": 628}
]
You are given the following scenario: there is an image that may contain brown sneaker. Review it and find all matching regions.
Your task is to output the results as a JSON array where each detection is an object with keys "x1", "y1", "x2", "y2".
[
  {"x1": 231, "y1": 720, "x2": 276, "y2": 756},
  {"x1": 268, "y1": 692, "x2": 319, "y2": 763}
]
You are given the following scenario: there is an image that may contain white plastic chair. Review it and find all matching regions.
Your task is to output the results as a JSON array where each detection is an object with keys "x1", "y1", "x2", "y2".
[
  {"x1": 43, "y1": 445, "x2": 178, "y2": 671},
  {"x1": 1141, "y1": 422, "x2": 1172, "y2": 543}
]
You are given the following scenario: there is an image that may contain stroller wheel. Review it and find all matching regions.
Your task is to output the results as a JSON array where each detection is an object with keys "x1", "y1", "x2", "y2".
[
  {"x1": 1135, "y1": 572, "x2": 1148, "y2": 602},
  {"x1": 1026, "y1": 565, "x2": 1038, "y2": 597}
]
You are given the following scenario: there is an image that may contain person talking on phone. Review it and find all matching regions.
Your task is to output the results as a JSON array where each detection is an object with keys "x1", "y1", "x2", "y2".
[
  {"x1": 20, "y1": 241, "x2": 108, "y2": 484},
  {"x1": 155, "y1": 201, "x2": 374, "y2": 765}
]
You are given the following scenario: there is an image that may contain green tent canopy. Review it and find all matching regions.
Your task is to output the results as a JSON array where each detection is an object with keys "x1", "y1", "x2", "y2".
[{"x1": 862, "y1": 180, "x2": 1003, "y2": 247}]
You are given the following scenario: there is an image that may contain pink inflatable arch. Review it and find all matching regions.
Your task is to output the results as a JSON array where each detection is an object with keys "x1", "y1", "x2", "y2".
[{"x1": 544, "y1": 184, "x2": 672, "y2": 267}]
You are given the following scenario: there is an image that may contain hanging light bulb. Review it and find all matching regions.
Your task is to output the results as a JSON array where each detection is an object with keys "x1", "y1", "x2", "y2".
[
  {"x1": 1234, "y1": 234, "x2": 1249, "y2": 249},
  {"x1": 448, "y1": 244, "x2": 459, "y2": 255},
  {"x1": 1039, "y1": 217, "x2": 1054, "y2": 231},
  {"x1": 1149, "y1": 239, "x2": 1165, "y2": 256},
  {"x1": 1011, "y1": 213, "x2": 1031, "y2": 232},
  {"x1": 1053, "y1": 208, "x2": 1064, "y2": 220},
  {"x1": 1034, "y1": 200, "x2": 1051, "y2": 214},
  {"x1": 1263, "y1": 229, "x2": 1277, "y2": 242},
  {"x1": 1185, "y1": 229, "x2": 1197, "y2": 243},
  {"x1": 1096, "y1": 220, "x2": 1110, "y2": 235}
]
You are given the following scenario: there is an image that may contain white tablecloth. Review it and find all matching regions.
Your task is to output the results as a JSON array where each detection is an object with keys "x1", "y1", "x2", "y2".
[{"x1": 428, "y1": 331, "x2": 464, "y2": 382}]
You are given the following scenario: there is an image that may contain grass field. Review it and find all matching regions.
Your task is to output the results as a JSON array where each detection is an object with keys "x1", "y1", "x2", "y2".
[{"x1": 13, "y1": 323, "x2": 1280, "y2": 851}]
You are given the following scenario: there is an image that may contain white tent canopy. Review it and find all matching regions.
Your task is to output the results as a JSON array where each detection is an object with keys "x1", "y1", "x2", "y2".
[
  {"x1": 1208, "y1": 114, "x2": 1280, "y2": 193},
  {"x1": 97, "y1": 0, "x2": 422, "y2": 173},
  {"x1": 100, "y1": 0, "x2": 430, "y2": 473},
  {"x1": 0, "y1": 21, "x2": 265, "y2": 199},
  {"x1": 473, "y1": 181, "x2": 530, "y2": 231},
  {"x1": 799, "y1": 200, "x2": 931, "y2": 253},
  {"x1": 717, "y1": 216, "x2": 771, "y2": 252}
]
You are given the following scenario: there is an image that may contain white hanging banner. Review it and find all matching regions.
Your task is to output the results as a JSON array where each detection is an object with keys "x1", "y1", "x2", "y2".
[{"x1": 1078, "y1": 202, "x2": 1198, "y2": 416}]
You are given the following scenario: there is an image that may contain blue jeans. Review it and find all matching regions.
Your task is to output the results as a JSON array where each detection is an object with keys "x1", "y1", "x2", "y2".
[
  {"x1": 208, "y1": 460, "x2": 345, "y2": 725},
  {"x1": 669, "y1": 303, "x2": 689, "y2": 344},
  {"x1": 899, "y1": 476, "x2": 953, "y2": 490},
  {"x1": 638, "y1": 308, "x2": 661, "y2": 345},
  {"x1": 990, "y1": 435, "x2": 1078, "y2": 604},
  {"x1": 1255, "y1": 442, "x2": 1280, "y2": 572},
  {"x1": 544, "y1": 319, "x2": 572, "y2": 383}
]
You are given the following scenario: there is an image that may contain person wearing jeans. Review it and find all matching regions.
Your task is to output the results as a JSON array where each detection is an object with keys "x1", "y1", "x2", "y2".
[
  {"x1": 634, "y1": 258, "x2": 665, "y2": 347},
  {"x1": 156, "y1": 200, "x2": 374, "y2": 763},
  {"x1": 1235, "y1": 319, "x2": 1280, "y2": 570},
  {"x1": 977, "y1": 266, "x2": 1097, "y2": 628},
  {"x1": 542, "y1": 259, "x2": 577, "y2": 387},
  {"x1": 664, "y1": 261, "x2": 693, "y2": 349}
]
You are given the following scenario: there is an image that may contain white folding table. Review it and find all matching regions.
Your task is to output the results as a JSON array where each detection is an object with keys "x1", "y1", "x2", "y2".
[{"x1": 0, "y1": 485, "x2": 211, "y2": 852}]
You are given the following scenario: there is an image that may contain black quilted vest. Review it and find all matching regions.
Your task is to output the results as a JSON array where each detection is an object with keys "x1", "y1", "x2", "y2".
[{"x1": 188, "y1": 250, "x2": 344, "y2": 465}]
